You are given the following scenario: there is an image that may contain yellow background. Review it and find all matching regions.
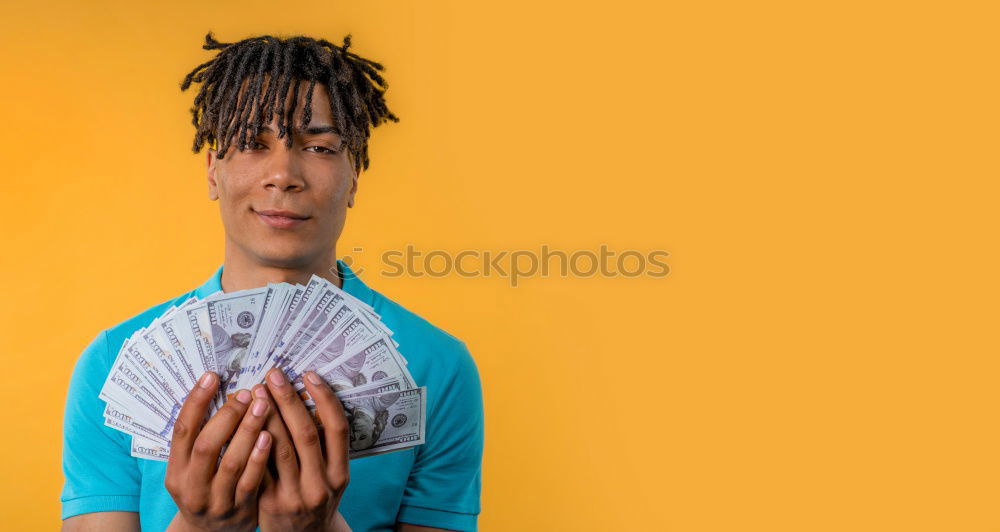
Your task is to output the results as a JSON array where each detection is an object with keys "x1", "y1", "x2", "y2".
[{"x1": 0, "y1": 1, "x2": 997, "y2": 530}]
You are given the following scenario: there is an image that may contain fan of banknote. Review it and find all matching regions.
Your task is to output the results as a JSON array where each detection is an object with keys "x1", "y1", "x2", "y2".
[{"x1": 100, "y1": 274, "x2": 425, "y2": 462}]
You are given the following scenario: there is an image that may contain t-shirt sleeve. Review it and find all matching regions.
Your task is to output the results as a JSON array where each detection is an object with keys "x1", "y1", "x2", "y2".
[
  {"x1": 61, "y1": 330, "x2": 142, "y2": 519},
  {"x1": 396, "y1": 341, "x2": 484, "y2": 531}
]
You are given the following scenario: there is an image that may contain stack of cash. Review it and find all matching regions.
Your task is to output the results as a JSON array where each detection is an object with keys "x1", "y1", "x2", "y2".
[{"x1": 100, "y1": 274, "x2": 426, "y2": 462}]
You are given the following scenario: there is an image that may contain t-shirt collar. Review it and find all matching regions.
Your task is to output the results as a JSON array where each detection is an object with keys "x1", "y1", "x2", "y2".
[{"x1": 194, "y1": 260, "x2": 375, "y2": 306}]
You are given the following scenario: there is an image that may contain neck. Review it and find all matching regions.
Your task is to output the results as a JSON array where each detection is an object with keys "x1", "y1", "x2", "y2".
[{"x1": 220, "y1": 243, "x2": 342, "y2": 293}]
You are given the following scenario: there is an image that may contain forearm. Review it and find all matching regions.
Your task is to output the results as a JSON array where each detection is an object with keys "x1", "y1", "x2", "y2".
[{"x1": 62, "y1": 512, "x2": 140, "y2": 532}]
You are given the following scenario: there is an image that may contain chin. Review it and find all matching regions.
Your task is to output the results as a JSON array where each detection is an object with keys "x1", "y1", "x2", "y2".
[{"x1": 252, "y1": 243, "x2": 327, "y2": 269}]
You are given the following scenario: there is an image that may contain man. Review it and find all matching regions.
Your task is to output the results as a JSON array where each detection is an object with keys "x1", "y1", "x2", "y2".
[
  {"x1": 61, "y1": 32, "x2": 484, "y2": 532},
  {"x1": 215, "y1": 327, "x2": 253, "y2": 382},
  {"x1": 343, "y1": 390, "x2": 401, "y2": 453}
]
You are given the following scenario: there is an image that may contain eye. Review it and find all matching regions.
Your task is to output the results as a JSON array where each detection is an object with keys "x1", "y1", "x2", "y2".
[{"x1": 306, "y1": 145, "x2": 339, "y2": 154}]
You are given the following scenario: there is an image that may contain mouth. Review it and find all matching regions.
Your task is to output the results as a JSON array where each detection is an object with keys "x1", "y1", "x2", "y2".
[{"x1": 253, "y1": 208, "x2": 311, "y2": 229}]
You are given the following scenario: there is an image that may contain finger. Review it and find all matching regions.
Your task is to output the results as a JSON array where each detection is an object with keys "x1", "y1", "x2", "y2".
[
  {"x1": 169, "y1": 371, "x2": 219, "y2": 468},
  {"x1": 211, "y1": 385, "x2": 271, "y2": 502},
  {"x1": 263, "y1": 391, "x2": 300, "y2": 486},
  {"x1": 188, "y1": 388, "x2": 254, "y2": 487},
  {"x1": 266, "y1": 368, "x2": 326, "y2": 483},
  {"x1": 261, "y1": 467, "x2": 275, "y2": 494},
  {"x1": 234, "y1": 430, "x2": 271, "y2": 505},
  {"x1": 303, "y1": 371, "x2": 351, "y2": 489}
]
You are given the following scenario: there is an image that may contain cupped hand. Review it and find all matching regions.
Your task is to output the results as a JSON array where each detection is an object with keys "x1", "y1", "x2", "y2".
[
  {"x1": 164, "y1": 372, "x2": 273, "y2": 532},
  {"x1": 256, "y1": 368, "x2": 352, "y2": 532}
]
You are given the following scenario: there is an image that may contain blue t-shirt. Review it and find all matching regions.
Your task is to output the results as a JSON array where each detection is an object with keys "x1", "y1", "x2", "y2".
[{"x1": 61, "y1": 261, "x2": 484, "y2": 531}]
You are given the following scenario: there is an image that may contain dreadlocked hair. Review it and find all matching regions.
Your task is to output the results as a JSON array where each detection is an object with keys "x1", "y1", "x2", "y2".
[{"x1": 179, "y1": 31, "x2": 400, "y2": 173}]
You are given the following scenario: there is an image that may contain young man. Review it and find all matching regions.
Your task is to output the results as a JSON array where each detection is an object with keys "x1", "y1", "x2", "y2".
[{"x1": 61, "y1": 32, "x2": 484, "y2": 532}]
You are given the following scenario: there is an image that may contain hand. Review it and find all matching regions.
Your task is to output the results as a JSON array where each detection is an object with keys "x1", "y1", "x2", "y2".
[
  {"x1": 164, "y1": 372, "x2": 273, "y2": 532},
  {"x1": 256, "y1": 368, "x2": 351, "y2": 532}
]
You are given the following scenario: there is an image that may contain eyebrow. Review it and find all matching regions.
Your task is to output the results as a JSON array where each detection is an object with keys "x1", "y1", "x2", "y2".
[{"x1": 256, "y1": 125, "x2": 341, "y2": 136}]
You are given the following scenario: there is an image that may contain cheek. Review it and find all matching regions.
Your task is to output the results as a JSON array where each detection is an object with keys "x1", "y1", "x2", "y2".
[
  {"x1": 328, "y1": 177, "x2": 354, "y2": 203},
  {"x1": 314, "y1": 179, "x2": 353, "y2": 212},
  {"x1": 216, "y1": 173, "x2": 255, "y2": 206}
]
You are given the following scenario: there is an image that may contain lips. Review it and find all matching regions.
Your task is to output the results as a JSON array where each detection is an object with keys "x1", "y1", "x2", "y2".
[{"x1": 254, "y1": 209, "x2": 310, "y2": 229}]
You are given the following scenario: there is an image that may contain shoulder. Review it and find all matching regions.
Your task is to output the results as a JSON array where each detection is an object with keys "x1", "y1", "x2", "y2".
[
  {"x1": 366, "y1": 289, "x2": 484, "y2": 468},
  {"x1": 82, "y1": 289, "x2": 199, "y2": 368},
  {"x1": 367, "y1": 288, "x2": 479, "y2": 385}
]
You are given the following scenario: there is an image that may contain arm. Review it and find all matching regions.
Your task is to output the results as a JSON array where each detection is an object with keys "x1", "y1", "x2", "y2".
[
  {"x1": 61, "y1": 332, "x2": 143, "y2": 524},
  {"x1": 62, "y1": 512, "x2": 139, "y2": 532},
  {"x1": 395, "y1": 342, "x2": 484, "y2": 531}
]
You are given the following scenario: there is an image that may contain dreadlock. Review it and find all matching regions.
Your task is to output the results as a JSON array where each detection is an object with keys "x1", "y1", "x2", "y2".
[{"x1": 179, "y1": 31, "x2": 400, "y2": 173}]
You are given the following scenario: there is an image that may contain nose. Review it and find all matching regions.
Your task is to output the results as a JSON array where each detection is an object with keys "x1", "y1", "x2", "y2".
[{"x1": 262, "y1": 141, "x2": 306, "y2": 193}]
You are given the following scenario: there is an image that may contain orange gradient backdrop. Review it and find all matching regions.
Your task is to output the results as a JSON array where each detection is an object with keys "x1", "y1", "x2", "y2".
[{"x1": 1, "y1": 1, "x2": 998, "y2": 530}]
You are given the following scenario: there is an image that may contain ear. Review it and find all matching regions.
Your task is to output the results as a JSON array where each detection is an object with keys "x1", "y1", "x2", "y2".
[
  {"x1": 207, "y1": 149, "x2": 219, "y2": 201},
  {"x1": 374, "y1": 408, "x2": 389, "y2": 436},
  {"x1": 347, "y1": 166, "x2": 360, "y2": 208}
]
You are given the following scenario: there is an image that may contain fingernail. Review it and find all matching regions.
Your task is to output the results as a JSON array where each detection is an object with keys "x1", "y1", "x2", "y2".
[
  {"x1": 256, "y1": 431, "x2": 271, "y2": 450},
  {"x1": 198, "y1": 372, "x2": 216, "y2": 389},
  {"x1": 235, "y1": 389, "x2": 251, "y2": 404},
  {"x1": 251, "y1": 399, "x2": 268, "y2": 417},
  {"x1": 268, "y1": 369, "x2": 287, "y2": 387},
  {"x1": 253, "y1": 386, "x2": 268, "y2": 399},
  {"x1": 306, "y1": 371, "x2": 323, "y2": 385}
]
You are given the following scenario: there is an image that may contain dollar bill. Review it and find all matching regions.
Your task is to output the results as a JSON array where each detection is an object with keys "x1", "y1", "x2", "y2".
[
  {"x1": 288, "y1": 311, "x2": 387, "y2": 383},
  {"x1": 131, "y1": 436, "x2": 170, "y2": 462},
  {"x1": 198, "y1": 287, "x2": 267, "y2": 398},
  {"x1": 100, "y1": 275, "x2": 426, "y2": 461},
  {"x1": 233, "y1": 283, "x2": 291, "y2": 391},
  {"x1": 309, "y1": 336, "x2": 415, "y2": 394},
  {"x1": 239, "y1": 283, "x2": 306, "y2": 389},
  {"x1": 340, "y1": 386, "x2": 426, "y2": 459},
  {"x1": 298, "y1": 380, "x2": 426, "y2": 459}
]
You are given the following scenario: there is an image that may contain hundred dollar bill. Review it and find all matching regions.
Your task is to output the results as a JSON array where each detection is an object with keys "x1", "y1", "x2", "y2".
[
  {"x1": 270, "y1": 288, "x2": 340, "y2": 373},
  {"x1": 296, "y1": 377, "x2": 425, "y2": 459},
  {"x1": 131, "y1": 436, "x2": 170, "y2": 462},
  {"x1": 195, "y1": 287, "x2": 267, "y2": 399},
  {"x1": 340, "y1": 386, "x2": 426, "y2": 459},
  {"x1": 299, "y1": 376, "x2": 405, "y2": 411},
  {"x1": 139, "y1": 314, "x2": 196, "y2": 395},
  {"x1": 284, "y1": 302, "x2": 355, "y2": 379},
  {"x1": 258, "y1": 280, "x2": 332, "y2": 377},
  {"x1": 101, "y1": 343, "x2": 172, "y2": 415},
  {"x1": 182, "y1": 303, "x2": 217, "y2": 375},
  {"x1": 293, "y1": 302, "x2": 352, "y2": 364},
  {"x1": 320, "y1": 273, "x2": 382, "y2": 325},
  {"x1": 346, "y1": 298, "x2": 394, "y2": 339},
  {"x1": 125, "y1": 338, "x2": 185, "y2": 409},
  {"x1": 122, "y1": 307, "x2": 186, "y2": 397},
  {"x1": 233, "y1": 283, "x2": 292, "y2": 391},
  {"x1": 289, "y1": 313, "x2": 386, "y2": 383},
  {"x1": 264, "y1": 276, "x2": 383, "y2": 374},
  {"x1": 100, "y1": 356, "x2": 179, "y2": 437},
  {"x1": 158, "y1": 299, "x2": 207, "y2": 384},
  {"x1": 305, "y1": 336, "x2": 415, "y2": 394},
  {"x1": 101, "y1": 278, "x2": 420, "y2": 462},
  {"x1": 243, "y1": 282, "x2": 309, "y2": 387},
  {"x1": 103, "y1": 403, "x2": 171, "y2": 445},
  {"x1": 252, "y1": 276, "x2": 390, "y2": 384}
]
